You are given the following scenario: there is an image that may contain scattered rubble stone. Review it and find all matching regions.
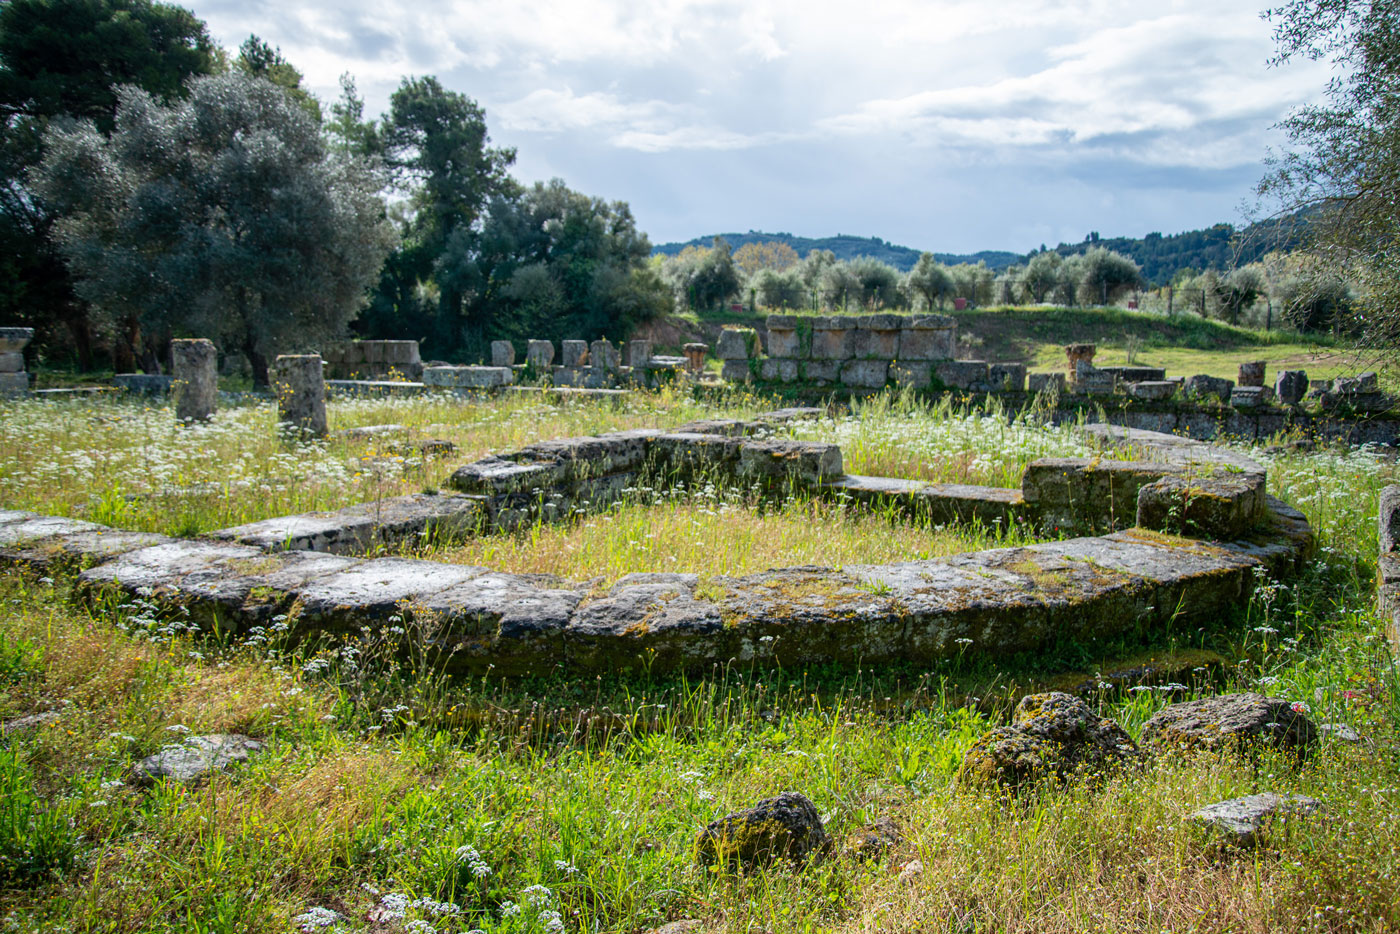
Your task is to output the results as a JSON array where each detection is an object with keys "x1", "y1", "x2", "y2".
[
  {"x1": 842, "y1": 817, "x2": 904, "y2": 861},
  {"x1": 131, "y1": 734, "x2": 264, "y2": 784},
  {"x1": 694, "y1": 792, "x2": 828, "y2": 869},
  {"x1": 959, "y1": 692, "x2": 1140, "y2": 788},
  {"x1": 1140, "y1": 692, "x2": 1318, "y2": 759},
  {"x1": 1191, "y1": 792, "x2": 1323, "y2": 847},
  {"x1": 1, "y1": 710, "x2": 61, "y2": 735}
]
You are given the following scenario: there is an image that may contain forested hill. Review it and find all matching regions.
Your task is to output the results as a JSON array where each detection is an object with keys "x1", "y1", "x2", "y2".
[
  {"x1": 651, "y1": 231, "x2": 1020, "y2": 272},
  {"x1": 654, "y1": 216, "x2": 1305, "y2": 283},
  {"x1": 1043, "y1": 214, "x2": 1304, "y2": 285}
]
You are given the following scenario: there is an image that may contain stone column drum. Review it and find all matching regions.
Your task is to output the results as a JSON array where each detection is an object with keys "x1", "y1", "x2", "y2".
[
  {"x1": 273, "y1": 354, "x2": 327, "y2": 438},
  {"x1": 1238, "y1": 361, "x2": 1266, "y2": 387},
  {"x1": 683, "y1": 343, "x2": 708, "y2": 374},
  {"x1": 0, "y1": 326, "x2": 34, "y2": 396},
  {"x1": 170, "y1": 338, "x2": 218, "y2": 422},
  {"x1": 1065, "y1": 344, "x2": 1096, "y2": 380}
]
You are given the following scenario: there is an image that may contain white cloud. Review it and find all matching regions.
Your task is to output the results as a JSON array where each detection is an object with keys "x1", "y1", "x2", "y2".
[{"x1": 497, "y1": 88, "x2": 681, "y2": 132}]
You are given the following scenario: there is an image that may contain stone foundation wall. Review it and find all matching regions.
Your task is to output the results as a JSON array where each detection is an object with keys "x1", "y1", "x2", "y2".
[
  {"x1": 0, "y1": 418, "x2": 1311, "y2": 676},
  {"x1": 323, "y1": 340, "x2": 423, "y2": 381}
]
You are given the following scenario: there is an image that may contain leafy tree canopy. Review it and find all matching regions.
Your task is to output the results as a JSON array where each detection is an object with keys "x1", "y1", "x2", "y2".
[{"x1": 34, "y1": 71, "x2": 396, "y2": 385}]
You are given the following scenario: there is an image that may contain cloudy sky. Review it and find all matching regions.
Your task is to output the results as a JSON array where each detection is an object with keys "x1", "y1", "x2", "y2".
[{"x1": 185, "y1": 0, "x2": 1331, "y2": 255}]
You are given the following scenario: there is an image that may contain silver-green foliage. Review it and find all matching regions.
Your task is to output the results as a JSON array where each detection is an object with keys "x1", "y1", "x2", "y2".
[{"x1": 34, "y1": 71, "x2": 396, "y2": 381}]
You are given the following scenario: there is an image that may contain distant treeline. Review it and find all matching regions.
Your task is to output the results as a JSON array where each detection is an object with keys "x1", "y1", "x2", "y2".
[{"x1": 655, "y1": 215, "x2": 1306, "y2": 285}]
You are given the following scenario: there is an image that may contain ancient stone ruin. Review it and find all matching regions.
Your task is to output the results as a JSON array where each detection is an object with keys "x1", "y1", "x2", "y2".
[
  {"x1": 0, "y1": 408, "x2": 1313, "y2": 678},
  {"x1": 0, "y1": 327, "x2": 33, "y2": 396}
]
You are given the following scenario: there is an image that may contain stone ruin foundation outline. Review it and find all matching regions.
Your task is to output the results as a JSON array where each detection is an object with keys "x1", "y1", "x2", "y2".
[{"x1": 0, "y1": 403, "x2": 1315, "y2": 676}]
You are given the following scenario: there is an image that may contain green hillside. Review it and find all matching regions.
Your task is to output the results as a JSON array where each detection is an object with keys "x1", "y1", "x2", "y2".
[{"x1": 654, "y1": 215, "x2": 1305, "y2": 282}]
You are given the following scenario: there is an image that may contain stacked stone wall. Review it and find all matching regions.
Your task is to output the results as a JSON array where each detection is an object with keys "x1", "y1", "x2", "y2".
[{"x1": 0, "y1": 327, "x2": 33, "y2": 396}]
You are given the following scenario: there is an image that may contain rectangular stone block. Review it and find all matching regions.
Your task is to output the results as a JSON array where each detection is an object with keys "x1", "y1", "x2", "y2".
[
  {"x1": 590, "y1": 340, "x2": 619, "y2": 373},
  {"x1": 759, "y1": 358, "x2": 799, "y2": 382},
  {"x1": 766, "y1": 326, "x2": 806, "y2": 359},
  {"x1": 0, "y1": 353, "x2": 22, "y2": 373},
  {"x1": 988, "y1": 363, "x2": 1026, "y2": 392},
  {"x1": 717, "y1": 328, "x2": 761, "y2": 360},
  {"x1": 3, "y1": 374, "x2": 35, "y2": 394},
  {"x1": 1231, "y1": 385, "x2": 1271, "y2": 409},
  {"x1": 422, "y1": 365, "x2": 514, "y2": 388},
  {"x1": 527, "y1": 340, "x2": 555, "y2": 369},
  {"x1": 1136, "y1": 473, "x2": 1266, "y2": 539},
  {"x1": 840, "y1": 359, "x2": 889, "y2": 388},
  {"x1": 0, "y1": 328, "x2": 34, "y2": 354},
  {"x1": 891, "y1": 361, "x2": 932, "y2": 389},
  {"x1": 801, "y1": 360, "x2": 840, "y2": 384},
  {"x1": 1028, "y1": 372, "x2": 1065, "y2": 394},
  {"x1": 1126, "y1": 380, "x2": 1178, "y2": 401},
  {"x1": 1022, "y1": 457, "x2": 1183, "y2": 532},
  {"x1": 720, "y1": 359, "x2": 754, "y2": 382},
  {"x1": 898, "y1": 316, "x2": 956, "y2": 361},
  {"x1": 738, "y1": 440, "x2": 842, "y2": 487},
  {"x1": 934, "y1": 360, "x2": 989, "y2": 390},
  {"x1": 1275, "y1": 369, "x2": 1309, "y2": 405},
  {"x1": 491, "y1": 340, "x2": 515, "y2": 367},
  {"x1": 1184, "y1": 374, "x2": 1233, "y2": 402},
  {"x1": 1100, "y1": 366, "x2": 1167, "y2": 382},
  {"x1": 626, "y1": 339, "x2": 652, "y2": 368},
  {"x1": 852, "y1": 326, "x2": 899, "y2": 359},
  {"x1": 561, "y1": 340, "x2": 588, "y2": 367},
  {"x1": 1380, "y1": 484, "x2": 1400, "y2": 554}
]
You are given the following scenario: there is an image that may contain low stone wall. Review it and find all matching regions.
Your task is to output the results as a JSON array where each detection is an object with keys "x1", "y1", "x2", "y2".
[
  {"x1": 0, "y1": 327, "x2": 33, "y2": 396},
  {"x1": 323, "y1": 340, "x2": 423, "y2": 382}
]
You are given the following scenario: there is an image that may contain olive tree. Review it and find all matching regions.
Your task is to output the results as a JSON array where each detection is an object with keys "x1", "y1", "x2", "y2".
[
  {"x1": 906, "y1": 252, "x2": 954, "y2": 309},
  {"x1": 35, "y1": 71, "x2": 396, "y2": 385}
]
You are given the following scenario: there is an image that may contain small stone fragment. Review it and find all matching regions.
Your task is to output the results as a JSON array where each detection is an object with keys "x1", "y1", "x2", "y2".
[
  {"x1": 694, "y1": 791, "x2": 828, "y2": 870},
  {"x1": 1, "y1": 710, "x2": 61, "y2": 735},
  {"x1": 958, "y1": 692, "x2": 1141, "y2": 788},
  {"x1": 897, "y1": 859, "x2": 924, "y2": 881},
  {"x1": 645, "y1": 922, "x2": 703, "y2": 934},
  {"x1": 1191, "y1": 792, "x2": 1322, "y2": 847},
  {"x1": 843, "y1": 817, "x2": 904, "y2": 861},
  {"x1": 131, "y1": 734, "x2": 264, "y2": 785},
  {"x1": 1318, "y1": 722, "x2": 1360, "y2": 743},
  {"x1": 1140, "y1": 692, "x2": 1317, "y2": 759}
]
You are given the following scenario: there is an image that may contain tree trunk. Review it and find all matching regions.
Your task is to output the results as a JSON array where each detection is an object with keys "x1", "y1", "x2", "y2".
[
  {"x1": 245, "y1": 337, "x2": 269, "y2": 389},
  {"x1": 62, "y1": 310, "x2": 94, "y2": 372}
]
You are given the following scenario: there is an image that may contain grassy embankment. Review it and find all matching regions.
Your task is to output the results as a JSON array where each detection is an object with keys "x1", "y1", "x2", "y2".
[{"x1": 0, "y1": 390, "x2": 1397, "y2": 933}]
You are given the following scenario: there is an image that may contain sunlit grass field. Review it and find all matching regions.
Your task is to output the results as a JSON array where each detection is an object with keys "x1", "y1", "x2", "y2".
[{"x1": 1, "y1": 387, "x2": 1398, "y2": 933}]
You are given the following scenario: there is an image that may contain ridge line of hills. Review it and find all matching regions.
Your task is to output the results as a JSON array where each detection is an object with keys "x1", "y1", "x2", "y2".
[{"x1": 653, "y1": 215, "x2": 1304, "y2": 287}]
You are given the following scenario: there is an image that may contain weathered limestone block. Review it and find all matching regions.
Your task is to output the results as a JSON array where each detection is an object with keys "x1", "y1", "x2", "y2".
[
  {"x1": 0, "y1": 372, "x2": 26, "y2": 395},
  {"x1": 590, "y1": 339, "x2": 619, "y2": 373},
  {"x1": 1126, "y1": 380, "x2": 1177, "y2": 401},
  {"x1": 113, "y1": 373, "x2": 173, "y2": 394},
  {"x1": 1028, "y1": 372, "x2": 1066, "y2": 394},
  {"x1": 526, "y1": 339, "x2": 555, "y2": 369},
  {"x1": 1022, "y1": 457, "x2": 1184, "y2": 532},
  {"x1": 1101, "y1": 365, "x2": 1167, "y2": 381},
  {"x1": 1381, "y1": 484, "x2": 1400, "y2": 554},
  {"x1": 720, "y1": 359, "x2": 753, "y2": 382},
  {"x1": 852, "y1": 314, "x2": 902, "y2": 359},
  {"x1": 132, "y1": 734, "x2": 263, "y2": 785},
  {"x1": 1184, "y1": 374, "x2": 1233, "y2": 402},
  {"x1": 1231, "y1": 385, "x2": 1272, "y2": 409},
  {"x1": 958, "y1": 692, "x2": 1140, "y2": 788},
  {"x1": 934, "y1": 360, "x2": 989, "y2": 391},
  {"x1": 1274, "y1": 369, "x2": 1309, "y2": 405},
  {"x1": 210, "y1": 492, "x2": 486, "y2": 554},
  {"x1": 272, "y1": 354, "x2": 327, "y2": 438},
  {"x1": 1192, "y1": 793, "x2": 1323, "y2": 848},
  {"x1": 1333, "y1": 372, "x2": 1379, "y2": 395},
  {"x1": 898, "y1": 315, "x2": 956, "y2": 361},
  {"x1": 0, "y1": 327, "x2": 33, "y2": 354},
  {"x1": 0, "y1": 353, "x2": 21, "y2": 373},
  {"x1": 626, "y1": 339, "x2": 652, "y2": 368},
  {"x1": 1238, "y1": 360, "x2": 1266, "y2": 387},
  {"x1": 765, "y1": 314, "x2": 807, "y2": 359},
  {"x1": 738, "y1": 439, "x2": 842, "y2": 486},
  {"x1": 840, "y1": 359, "x2": 889, "y2": 388},
  {"x1": 760, "y1": 358, "x2": 799, "y2": 382},
  {"x1": 562, "y1": 340, "x2": 589, "y2": 367},
  {"x1": 1141, "y1": 692, "x2": 1318, "y2": 759},
  {"x1": 801, "y1": 359, "x2": 840, "y2": 384},
  {"x1": 648, "y1": 432, "x2": 744, "y2": 478},
  {"x1": 1074, "y1": 361, "x2": 1117, "y2": 395},
  {"x1": 1065, "y1": 343, "x2": 1096, "y2": 376},
  {"x1": 716, "y1": 328, "x2": 760, "y2": 360},
  {"x1": 1136, "y1": 473, "x2": 1266, "y2": 539},
  {"x1": 171, "y1": 338, "x2": 218, "y2": 422},
  {"x1": 891, "y1": 361, "x2": 932, "y2": 389},
  {"x1": 422, "y1": 366, "x2": 514, "y2": 388},
  {"x1": 989, "y1": 363, "x2": 1026, "y2": 392},
  {"x1": 683, "y1": 343, "x2": 708, "y2": 373},
  {"x1": 491, "y1": 340, "x2": 515, "y2": 367},
  {"x1": 811, "y1": 316, "x2": 856, "y2": 360},
  {"x1": 694, "y1": 792, "x2": 827, "y2": 869}
]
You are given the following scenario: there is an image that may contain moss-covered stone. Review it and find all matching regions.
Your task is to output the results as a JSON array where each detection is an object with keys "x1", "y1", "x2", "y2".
[{"x1": 694, "y1": 792, "x2": 828, "y2": 870}]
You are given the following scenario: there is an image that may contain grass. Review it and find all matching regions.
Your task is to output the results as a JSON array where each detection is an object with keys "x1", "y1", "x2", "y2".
[
  {"x1": 0, "y1": 389, "x2": 1398, "y2": 933},
  {"x1": 0, "y1": 386, "x2": 779, "y2": 538},
  {"x1": 417, "y1": 485, "x2": 1046, "y2": 585}
]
